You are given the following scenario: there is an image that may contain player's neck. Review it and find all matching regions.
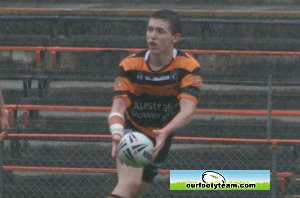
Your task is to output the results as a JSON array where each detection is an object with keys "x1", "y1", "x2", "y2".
[{"x1": 148, "y1": 51, "x2": 173, "y2": 71}]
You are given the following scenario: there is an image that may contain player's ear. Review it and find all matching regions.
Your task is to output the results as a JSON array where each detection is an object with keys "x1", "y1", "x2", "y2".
[{"x1": 173, "y1": 33, "x2": 181, "y2": 44}]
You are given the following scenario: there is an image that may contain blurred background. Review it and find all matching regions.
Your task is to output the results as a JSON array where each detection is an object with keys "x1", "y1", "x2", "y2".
[{"x1": 0, "y1": 0, "x2": 300, "y2": 197}]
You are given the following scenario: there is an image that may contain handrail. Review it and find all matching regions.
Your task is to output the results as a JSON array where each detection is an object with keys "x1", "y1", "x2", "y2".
[
  {"x1": 195, "y1": 109, "x2": 300, "y2": 116},
  {"x1": 0, "y1": 166, "x2": 292, "y2": 178},
  {"x1": 0, "y1": 46, "x2": 45, "y2": 51},
  {"x1": 5, "y1": 133, "x2": 300, "y2": 145},
  {"x1": 46, "y1": 46, "x2": 140, "y2": 53},
  {"x1": 1, "y1": 46, "x2": 300, "y2": 56},
  {"x1": 3, "y1": 104, "x2": 17, "y2": 127},
  {"x1": 1, "y1": 46, "x2": 300, "y2": 70},
  {"x1": 16, "y1": 104, "x2": 111, "y2": 112},
  {"x1": 0, "y1": 10, "x2": 300, "y2": 20},
  {"x1": 0, "y1": 12, "x2": 300, "y2": 20},
  {"x1": 49, "y1": 47, "x2": 300, "y2": 68},
  {"x1": 46, "y1": 46, "x2": 300, "y2": 55},
  {"x1": 46, "y1": 46, "x2": 300, "y2": 69},
  {"x1": 5, "y1": 104, "x2": 300, "y2": 128},
  {"x1": 0, "y1": 46, "x2": 46, "y2": 68},
  {"x1": 14, "y1": 104, "x2": 300, "y2": 116}
]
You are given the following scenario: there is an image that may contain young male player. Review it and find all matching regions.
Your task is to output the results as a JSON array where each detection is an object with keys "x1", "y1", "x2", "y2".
[{"x1": 107, "y1": 9, "x2": 203, "y2": 198}]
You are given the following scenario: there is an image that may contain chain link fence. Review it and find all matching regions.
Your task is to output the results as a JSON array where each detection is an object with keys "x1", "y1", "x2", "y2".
[
  {"x1": 0, "y1": 134, "x2": 299, "y2": 198},
  {"x1": 1, "y1": 46, "x2": 300, "y2": 198}
]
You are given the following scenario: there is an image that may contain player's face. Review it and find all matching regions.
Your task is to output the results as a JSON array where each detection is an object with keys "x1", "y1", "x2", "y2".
[{"x1": 146, "y1": 18, "x2": 180, "y2": 55}]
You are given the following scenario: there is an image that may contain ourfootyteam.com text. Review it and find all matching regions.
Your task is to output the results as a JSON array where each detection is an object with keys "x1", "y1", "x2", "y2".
[{"x1": 186, "y1": 182, "x2": 256, "y2": 189}]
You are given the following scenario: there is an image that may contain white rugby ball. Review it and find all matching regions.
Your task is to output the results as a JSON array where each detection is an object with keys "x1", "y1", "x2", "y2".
[{"x1": 117, "y1": 132, "x2": 154, "y2": 167}]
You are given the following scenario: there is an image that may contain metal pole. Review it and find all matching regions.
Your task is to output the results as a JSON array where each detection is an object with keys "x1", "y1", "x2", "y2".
[
  {"x1": 267, "y1": 74, "x2": 272, "y2": 139},
  {"x1": 271, "y1": 143, "x2": 278, "y2": 198},
  {"x1": 267, "y1": 74, "x2": 277, "y2": 198}
]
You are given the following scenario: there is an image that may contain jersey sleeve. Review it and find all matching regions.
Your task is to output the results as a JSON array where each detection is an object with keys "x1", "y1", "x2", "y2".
[
  {"x1": 113, "y1": 65, "x2": 133, "y2": 108},
  {"x1": 177, "y1": 64, "x2": 203, "y2": 104}
]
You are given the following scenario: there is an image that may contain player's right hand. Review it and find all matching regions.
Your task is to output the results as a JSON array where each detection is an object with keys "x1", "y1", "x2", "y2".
[{"x1": 0, "y1": 109, "x2": 9, "y2": 133}]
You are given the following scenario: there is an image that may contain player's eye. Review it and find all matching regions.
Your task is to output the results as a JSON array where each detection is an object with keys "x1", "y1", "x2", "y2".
[
  {"x1": 156, "y1": 28, "x2": 165, "y2": 34},
  {"x1": 147, "y1": 27, "x2": 153, "y2": 32}
]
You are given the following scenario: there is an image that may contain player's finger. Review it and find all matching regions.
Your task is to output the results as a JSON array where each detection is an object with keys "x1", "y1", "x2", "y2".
[
  {"x1": 152, "y1": 142, "x2": 163, "y2": 161},
  {"x1": 1, "y1": 121, "x2": 8, "y2": 135},
  {"x1": 111, "y1": 141, "x2": 117, "y2": 158},
  {"x1": 111, "y1": 133, "x2": 122, "y2": 158}
]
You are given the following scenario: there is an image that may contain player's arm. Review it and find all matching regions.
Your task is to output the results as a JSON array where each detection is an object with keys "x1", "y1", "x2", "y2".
[
  {"x1": 109, "y1": 97, "x2": 127, "y2": 137},
  {"x1": 153, "y1": 64, "x2": 203, "y2": 160},
  {"x1": 108, "y1": 97, "x2": 127, "y2": 158},
  {"x1": 108, "y1": 62, "x2": 134, "y2": 158},
  {"x1": 0, "y1": 88, "x2": 9, "y2": 131},
  {"x1": 160, "y1": 98, "x2": 196, "y2": 136},
  {"x1": 0, "y1": 88, "x2": 5, "y2": 110},
  {"x1": 152, "y1": 98, "x2": 196, "y2": 159}
]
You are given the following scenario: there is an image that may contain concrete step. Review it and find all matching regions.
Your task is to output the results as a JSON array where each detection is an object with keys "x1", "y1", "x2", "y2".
[
  {"x1": 1, "y1": 16, "x2": 299, "y2": 40},
  {"x1": 3, "y1": 82, "x2": 300, "y2": 108},
  {"x1": 0, "y1": 4, "x2": 299, "y2": 50},
  {"x1": 17, "y1": 111, "x2": 300, "y2": 139},
  {"x1": 2, "y1": 48, "x2": 300, "y2": 84},
  {"x1": 4, "y1": 171, "x2": 116, "y2": 198},
  {"x1": 1, "y1": 0, "x2": 299, "y2": 6},
  {"x1": 294, "y1": 163, "x2": 300, "y2": 174},
  {"x1": 286, "y1": 175, "x2": 300, "y2": 195},
  {"x1": 0, "y1": 16, "x2": 299, "y2": 51}
]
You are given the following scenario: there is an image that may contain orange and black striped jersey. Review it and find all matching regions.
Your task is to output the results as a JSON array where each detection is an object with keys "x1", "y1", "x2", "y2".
[{"x1": 113, "y1": 49, "x2": 203, "y2": 138}]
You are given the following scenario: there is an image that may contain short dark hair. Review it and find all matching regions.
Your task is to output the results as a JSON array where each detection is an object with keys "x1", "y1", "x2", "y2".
[{"x1": 150, "y1": 9, "x2": 181, "y2": 35}]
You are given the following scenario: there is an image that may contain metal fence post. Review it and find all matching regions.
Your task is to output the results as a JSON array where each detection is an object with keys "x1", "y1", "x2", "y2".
[
  {"x1": 267, "y1": 74, "x2": 272, "y2": 139},
  {"x1": 267, "y1": 74, "x2": 277, "y2": 198},
  {"x1": 271, "y1": 142, "x2": 278, "y2": 198},
  {"x1": 0, "y1": 133, "x2": 4, "y2": 198}
]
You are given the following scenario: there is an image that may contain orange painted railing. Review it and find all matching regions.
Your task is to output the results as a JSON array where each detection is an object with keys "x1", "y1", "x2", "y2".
[
  {"x1": 4, "y1": 104, "x2": 17, "y2": 127},
  {"x1": 5, "y1": 104, "x2": 300, "y2": 128},
  {"x1": 1, "y1": 46, "x2": 300, "y2": 70},
  {"x1": 46, "y1": 46, "x2": 300, "y2": 69},
  {"x1": 0, "y1": 46, "x2": 46, "y2": 68}
]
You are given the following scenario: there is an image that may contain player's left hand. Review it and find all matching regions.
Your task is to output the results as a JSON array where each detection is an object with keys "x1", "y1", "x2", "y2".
[{"x1": 152, "y1": 129, "x2": 168, "y2": 161}]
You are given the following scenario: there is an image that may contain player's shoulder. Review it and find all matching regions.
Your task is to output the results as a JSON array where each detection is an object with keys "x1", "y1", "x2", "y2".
[
  {"x1": 175, "y1": 50, "x2": 200, "y2": 71},
  {"x1": 119, "y1": 50, "x2": 147, "y2": 71}
]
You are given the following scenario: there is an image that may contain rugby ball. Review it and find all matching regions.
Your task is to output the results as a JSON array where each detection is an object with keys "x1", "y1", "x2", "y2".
[{"x1": 117, "y1": 132, "x2": 154, "y2": 167}]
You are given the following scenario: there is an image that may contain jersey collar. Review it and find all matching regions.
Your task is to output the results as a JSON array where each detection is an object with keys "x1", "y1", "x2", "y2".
[{"x1": 144, "y1": 48, "x2": 177, "y2": 61}]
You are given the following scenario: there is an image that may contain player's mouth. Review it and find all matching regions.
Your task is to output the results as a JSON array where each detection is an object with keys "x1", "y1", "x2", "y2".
[{"x1": 148, "y1": 41, "x2": 157, "y2": 48}]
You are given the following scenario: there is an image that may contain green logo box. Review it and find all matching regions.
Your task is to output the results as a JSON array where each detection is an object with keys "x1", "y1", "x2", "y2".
[{"x1": 170, "y1": 170, "x2": 270, "y2": 191}]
